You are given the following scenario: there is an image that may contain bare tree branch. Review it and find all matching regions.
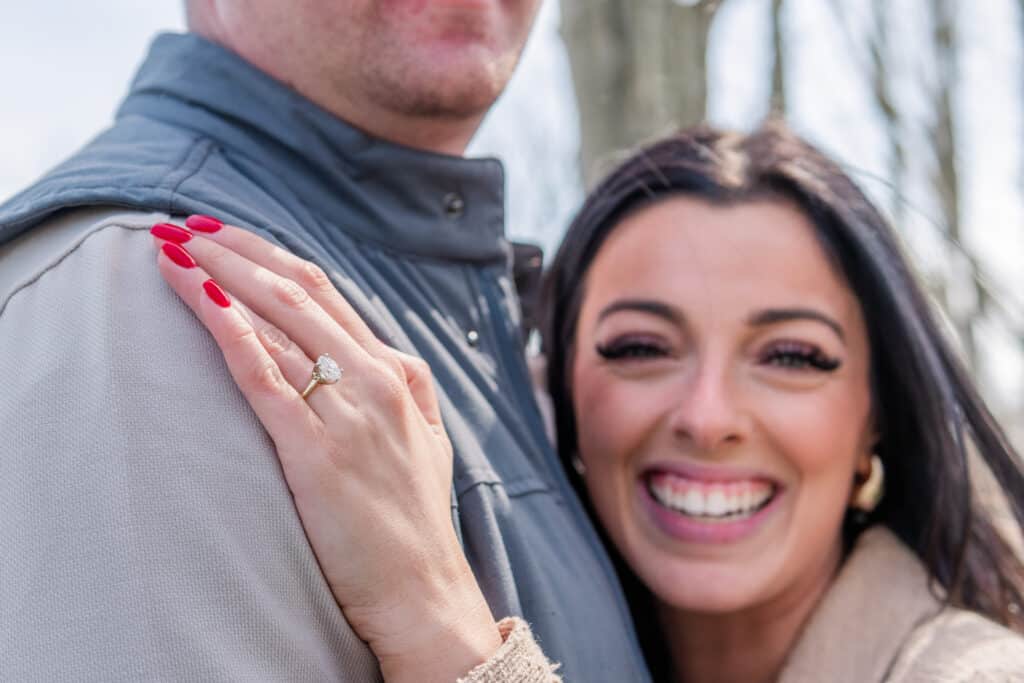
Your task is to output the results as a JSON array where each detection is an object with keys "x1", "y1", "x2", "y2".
[{"x1": 770, "y1": 0, "x2": 787, "y2": 116}]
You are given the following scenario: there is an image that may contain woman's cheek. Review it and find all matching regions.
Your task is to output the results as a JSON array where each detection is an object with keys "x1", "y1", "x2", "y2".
[
  {"x1": 573, "y1": 369, "x2": 620, "y2": 465},
  {"x1": 574, "y1": 369, "x2": 656, "y2": 468},
  {"x1": 759, "y1": 393, "x2": 863, "y2": 545},
  {"x1": 757, "y1": 388, "x2": 860, "y2": 472}
]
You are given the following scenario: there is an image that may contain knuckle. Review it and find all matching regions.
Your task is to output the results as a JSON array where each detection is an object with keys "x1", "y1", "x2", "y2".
[
  {"x1": 271, "y1": 276, "x2": 310, "y2": 309},
  {"x1": 248, "y1": 357, "x2": 287, "y2": 397},
  {"x1": 405, "y1": 356, "x2": 432, "y2": 382},
  {"x1": 296, "y1": 260, "x2": 333, "y2": 294},
  {"x1": 255, "y1": 322, "x2": 293, "y2": 358},
  {"x1": 223, "y1": 317, "x2": 259, "y2": 350},
  {"x1": 377, "y1": 354, "x2": 407, "y2": 382},
  {"x1": 365, "y1": 367, "x2": 408, "y2": 409}
]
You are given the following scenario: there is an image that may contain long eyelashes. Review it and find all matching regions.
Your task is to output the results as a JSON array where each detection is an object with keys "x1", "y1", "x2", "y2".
[
  {"x1": 760, "y1": 341, "x2": 841, "y2": 372},
  {"x1": 595, "y1": 339, "x2": 669, "y2": 360},
  {"x1": 596, "y1": 337, "x2": 842, "y2": 372}
]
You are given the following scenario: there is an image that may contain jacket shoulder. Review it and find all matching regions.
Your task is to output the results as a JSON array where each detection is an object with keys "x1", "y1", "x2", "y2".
[
  {"x1": 0, "y1": 118, "x2": 209, "y2": 245},
  {"x1": 0, "y1": 207, "x2": 168, "y2": 312},
  {"x1": 888, "y1": 608, "x2": 1024, "y2": 682}
]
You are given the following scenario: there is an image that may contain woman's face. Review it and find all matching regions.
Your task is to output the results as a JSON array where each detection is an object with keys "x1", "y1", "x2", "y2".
[{"x1": 571, "y1": 197, "x2": 874, "y2": 614}]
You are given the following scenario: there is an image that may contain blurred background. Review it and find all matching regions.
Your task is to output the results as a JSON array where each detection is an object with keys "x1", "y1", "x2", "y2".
[{"x1": 2, "y1": 0, "x2": 1022, "y2": 444}]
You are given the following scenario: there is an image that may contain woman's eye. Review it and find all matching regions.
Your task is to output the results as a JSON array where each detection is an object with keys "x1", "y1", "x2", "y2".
[
  {"x1": 761, "y1": 342, "x2": 841, "y2": 372},
  {"x1": 595, "y1": 339, "x2": 669, "y2": 361}
]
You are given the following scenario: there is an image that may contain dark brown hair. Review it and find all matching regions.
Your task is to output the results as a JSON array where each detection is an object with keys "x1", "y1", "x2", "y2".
[{"x1": 541, "y1": 123, "x2": 1024, "y2": 660}]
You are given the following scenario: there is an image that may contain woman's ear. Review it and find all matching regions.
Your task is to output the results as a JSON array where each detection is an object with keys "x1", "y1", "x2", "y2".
[
  {"x1": 857, "y1": 412, "x2": 881, "y2": 481},
  {"x1": 851, "y1": 454, "x2": 885, "y2": 513},
  {"x1": 854, "y1": 448, "x2": 873, "y2": 482}
]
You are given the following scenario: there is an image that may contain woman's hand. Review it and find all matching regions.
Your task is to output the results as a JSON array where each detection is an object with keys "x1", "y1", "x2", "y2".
[{"x1": 149, "y1": 216, "x2": 502, "y2": 682}]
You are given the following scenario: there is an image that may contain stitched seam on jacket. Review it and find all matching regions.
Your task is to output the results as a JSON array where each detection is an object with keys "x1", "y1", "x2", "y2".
[
  {"x1": 164, "y1": 138, "x2": 217, "y2": 216},
  {"x1": 0, "y1": 222, "x2": 153, "y2": 320},
  {"x1": 455, "y1": 477, "x2": 552, "y2": 500}
]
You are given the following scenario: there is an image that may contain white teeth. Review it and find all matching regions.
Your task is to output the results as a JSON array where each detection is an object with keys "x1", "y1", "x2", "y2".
[
  {"x1": 684, "y1": 488, "x2": 704, "y2": 516},
  {"x1": 649, "y1": 474, "x2": 775, "y2": 520},
  {"x1": 706, "y1": 489, "x2": 727, "y2": 516}
]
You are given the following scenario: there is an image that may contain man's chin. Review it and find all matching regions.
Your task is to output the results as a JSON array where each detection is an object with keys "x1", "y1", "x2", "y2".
[
  {"x1": 370, "y1": 57, "x2": 516, "y2": 120},
  {"x1": 402, "y1": 87, "x2": 502, "y2": 120}
]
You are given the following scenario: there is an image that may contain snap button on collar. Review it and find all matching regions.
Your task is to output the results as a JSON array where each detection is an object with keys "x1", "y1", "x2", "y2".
[{"x1": 444, "y1": 192, "x2": 465, "y2": 219}]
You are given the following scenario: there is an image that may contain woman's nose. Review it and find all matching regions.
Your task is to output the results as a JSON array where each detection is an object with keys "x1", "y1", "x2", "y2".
[{"x1": 668, "y1": 365, "x2": 748, "y2": 453}]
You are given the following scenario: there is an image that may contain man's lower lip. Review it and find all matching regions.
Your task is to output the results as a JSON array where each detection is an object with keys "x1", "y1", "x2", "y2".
[{"x1": 637, "y1": 480, "x2": 781, "y2": 544}]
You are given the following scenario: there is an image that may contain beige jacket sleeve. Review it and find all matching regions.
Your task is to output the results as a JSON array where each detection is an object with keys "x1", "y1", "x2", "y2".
[
  {"x1": 457, "y1": 618, "x2": 562, "y2": 683},
  {"x1": 779, "y1": 527, "x2": 1024, "y2": 683},
  {"x1": 0, "y1": 209, "x2": 380, "y2": 681},
  {"x1": 887, "y1": 610, "x2": 1024, "y2": 682}
]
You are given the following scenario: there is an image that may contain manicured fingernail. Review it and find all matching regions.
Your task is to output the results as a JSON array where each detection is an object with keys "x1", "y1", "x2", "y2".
[
  {"x1": 162, "y1": 242, "x2": 197, "y2": 269},
  {"x1": 150, "y1": 222, "x2": 193, "y2": 243},
  {"x1": 185, "y1": 214, "x2": 223, "y2": 233},
  {"x1": 203, "y1": 278, "x2": 231, "y2": 308}
]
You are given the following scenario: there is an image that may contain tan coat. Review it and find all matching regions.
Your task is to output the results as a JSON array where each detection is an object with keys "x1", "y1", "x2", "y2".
[
  {"x1": 780, "y1": 526, "x2": 1024, "y2": 682},
  {"x1": 462, "y1": 526, "x2": 1024, "y2": 681}
]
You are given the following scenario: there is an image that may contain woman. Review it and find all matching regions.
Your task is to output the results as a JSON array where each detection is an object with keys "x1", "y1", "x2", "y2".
[{"x1": 150, "y1": 123, "x2": 1024, "y2": 681}]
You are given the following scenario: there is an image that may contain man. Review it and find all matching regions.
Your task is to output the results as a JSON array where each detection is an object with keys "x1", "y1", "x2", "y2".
[{"x1": 0, "y1": 2, "x2": 650, "y2": 680}]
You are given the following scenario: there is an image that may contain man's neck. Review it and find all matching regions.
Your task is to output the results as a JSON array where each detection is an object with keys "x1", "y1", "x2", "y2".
[
  {"x1": 326, "y1": 92, "x2": 484, "y2": 157},
  {"x1": 187, "y1": 29, "x2": 481, "y2": 158}
]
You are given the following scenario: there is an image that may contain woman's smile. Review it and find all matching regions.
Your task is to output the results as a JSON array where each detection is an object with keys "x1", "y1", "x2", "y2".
[{"x1": 646, "y1": 471, "x2": 777, "y2": 521}]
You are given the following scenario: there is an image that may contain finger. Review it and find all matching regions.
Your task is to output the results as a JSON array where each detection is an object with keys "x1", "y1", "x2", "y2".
[
  {"x1": 158, "y1": 221, "x2": 425, "y2": 423},
  {"x1": 155, "y1": 223, "x2": 437, "y2": 438},
  {"x1": 153, "y1": 240, "x2": 323, "y2": 443},
  {"x1": 232, "y1": 301, "x2": 331, "y2": 402},
  {"x1": 183, "y1": 216, "x2": 388, "y2": 356},
  {"x1": 154, "y1": 235, "x2": 346, "y2": 419},
  {"x1": 392, "y1": 351, "x2": 443, "y2": 430},
  {"x1": 158, "y1": 228, "x2": 380, "y2": 388}
]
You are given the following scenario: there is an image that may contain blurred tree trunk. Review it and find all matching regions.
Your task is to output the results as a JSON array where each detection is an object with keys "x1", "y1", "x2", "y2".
[
  {"x1": 562, "y1": 0, "x2": 722, "y2": 186},
  {"x1": 1019, "y1": 0, "x2": 1024, "y2": 194},
  {"x1": 928, "y1": 0, "x2": 984, "y2": 369},
  {"x1": 827, "y1": 0, "x2": 905, "y2": 223},
  {"x1": 869, "y1": 0, "x2": 905, "y2": 225},
  {"x1": 769, "y1": 0, "x2": 786, "y2": 116}
]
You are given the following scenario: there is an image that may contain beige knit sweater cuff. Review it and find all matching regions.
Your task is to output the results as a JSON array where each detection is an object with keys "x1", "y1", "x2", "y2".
[{"x1": 456, "y1": 617, "x2": 562, "y2": 683}]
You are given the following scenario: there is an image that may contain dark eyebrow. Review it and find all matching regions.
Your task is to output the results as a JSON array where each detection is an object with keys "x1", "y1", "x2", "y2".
[
  {"x1": 597, "y1": 299, "x2": 683, "y2": 325},
  {"x1": 748, "y1": 308, "x2": 845, "y2": 341}
]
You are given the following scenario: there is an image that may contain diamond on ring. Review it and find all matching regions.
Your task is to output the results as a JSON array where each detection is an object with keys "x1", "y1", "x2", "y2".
[
  {"x1": 313, "y1": 354, "x2": 342, "y2": 383},
  {"x1": 302, "y1": 353, "x2": 343, "y2": 399}
]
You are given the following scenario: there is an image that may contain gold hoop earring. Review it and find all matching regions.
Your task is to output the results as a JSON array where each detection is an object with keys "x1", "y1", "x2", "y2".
[
  {"x1": 571, "y1": 454, "x2": 587, "y2": 477},
  {"x1": 851, "y1": 454, "x2": 884, "y2": 513}
]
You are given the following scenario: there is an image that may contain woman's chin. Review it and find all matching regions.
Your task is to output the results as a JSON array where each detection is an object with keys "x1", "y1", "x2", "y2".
[{"x1": 639, "y1": 556, "x2": 782, "y2": 615}]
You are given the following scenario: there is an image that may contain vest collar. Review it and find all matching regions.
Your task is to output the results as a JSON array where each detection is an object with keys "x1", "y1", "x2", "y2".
[{"x1": 119, "y1": 33, "x2": 508, "y2": 263}]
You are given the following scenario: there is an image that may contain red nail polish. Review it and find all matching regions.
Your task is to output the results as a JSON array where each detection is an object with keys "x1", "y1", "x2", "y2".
[
  {"x1": 203, "y1": 278, "x2": 231, "y2": 308},
  {"x1": 162, "y1": 242, "x2": 197, "y2": 269},
  {"x1": 150, "y1": 222, "x2": 193, "y2": 243},
  {"x1": 185, "y1": 214, "x2": 223, "y2": 233}
]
